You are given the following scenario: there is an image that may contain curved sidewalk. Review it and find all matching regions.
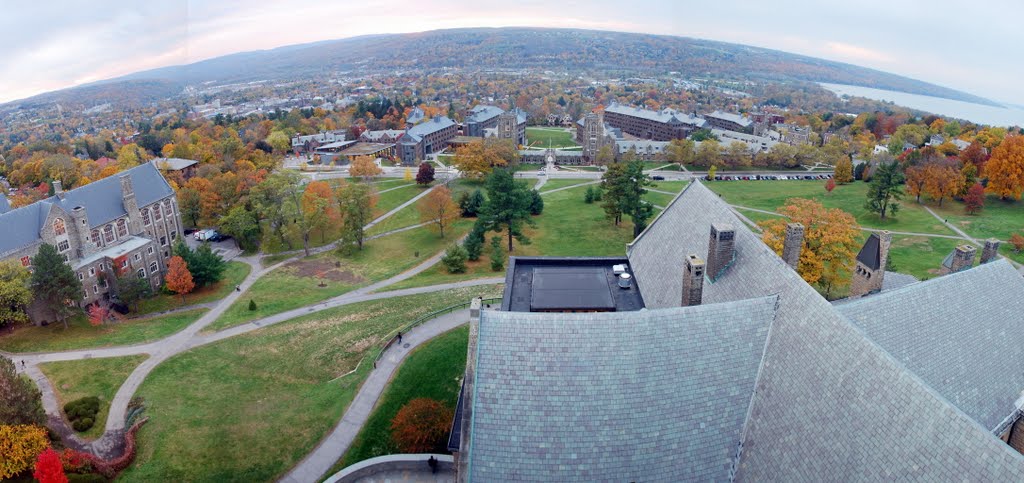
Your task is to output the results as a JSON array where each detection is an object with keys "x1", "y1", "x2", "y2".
[{"x1": 280, "y1": 309, "x2": 471, "y2": 483}]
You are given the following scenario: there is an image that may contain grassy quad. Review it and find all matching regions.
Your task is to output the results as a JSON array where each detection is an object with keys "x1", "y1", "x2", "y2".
[
  {"x1": 336, "y1": 325, "x2": 468, "y2": 471},
  {"x1": 209, "y1": 218, "x2": 476, "y2": 331},
  {"x1": 0, "y1": 309, "x2": 207, "y2": 353},
  {"x1": 38, "y1": 355, "x2": 148, "y2": 440},
  {"x1": 122, "y1": 286, "x2": 501, "y2": 482},
  {"x1": 537, "y1": 178, "x2": 597, "y2": 192},
  {"x1": 525, "y1": 127, "x2": 578, "y2": 149},
  {"x1": 135, "y1": 261, "x2": 251, "y2": 315}
]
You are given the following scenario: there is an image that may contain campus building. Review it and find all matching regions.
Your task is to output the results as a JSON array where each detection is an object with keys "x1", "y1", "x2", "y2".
[
  {"x1": 464, "y1": 105, "x2": 527, "y2": 146},
  {"x1": 450, "y1": 181, "x2": 1024, "y2": 481},
  {"x1": 703, "y1": 110, "x2": 753, "y2": 133},
  {"x1": 463, "y1": 105, "x2": 504, "y2": 137},
  {"x1": 291, "y1": 130, "x2": 347, "y2": 154},
  {"x1": 0, "y1": 163, "x2": 183, "y2": 324},
  {"x1": 398, "y1": 115, "x2": 457, "y2": 165},
  {"x1": 602, "y1": 101, "x2": 706, "y2": 141}
]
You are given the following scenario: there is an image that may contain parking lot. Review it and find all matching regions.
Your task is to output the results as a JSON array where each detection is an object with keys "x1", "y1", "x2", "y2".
[{"x1": 184, "y1": 229, "x2": 242, "y2": 260}]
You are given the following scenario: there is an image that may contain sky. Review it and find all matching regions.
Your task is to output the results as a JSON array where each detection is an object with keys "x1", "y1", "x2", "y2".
[{"x1": 1, "y1": 0, "x2": 1021, "y2": 105}]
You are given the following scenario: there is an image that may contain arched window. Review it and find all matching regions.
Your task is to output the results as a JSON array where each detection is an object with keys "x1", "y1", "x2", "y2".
[
  {"x1": 91, "y1": 229, "x2": 100, "y2": 244},
  {"x1": 103, "y1": 224, "x2": 114, "y2": 243},
  {"x1": 116, "y1": 219, "x2": 128, "y2": 237},
  {"x1": 163, "y1": 201, "x2": 173, "y2": 216},
  {"x1": 141, "y1": 208, "x2": 151, "y2": 226},
  {"x1": 53, "y1": 218, "x2": 66, "y2": 236}
]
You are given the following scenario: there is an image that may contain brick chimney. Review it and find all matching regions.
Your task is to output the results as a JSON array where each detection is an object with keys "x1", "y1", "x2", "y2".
[
  {"x1": 707, "y1": 223, "x2": 735, "y2": 282},
  {"x1": 682, "y1": 254, "x2": 705, "y2": 306},
  {"x1": 981, "y1": 239, "x2": 1001, "y2": 264},
  {"x1": 946, "y1": 244, "x2": 977, "y2": 273},
  {"x1": 782, "y1": 223, "x2": 804, "y2": 270}
]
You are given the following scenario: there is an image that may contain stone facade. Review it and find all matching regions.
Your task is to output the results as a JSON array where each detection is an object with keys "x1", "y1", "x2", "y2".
[
  {"x1": 942, "y1": 244, "x2": 977, "y2": 274},
  {"x1": 493, "y1": 111, "x2": 526, "y2": 146},
  {"x1": 682, "y1": 254, "x2": 705, "y2": 306},
  {"x1": 982, "y1": 239, "x2": 1001, "y2": 264},
  {"x1": 782, "y1": 223, "x2": 804, "y2": 270},
  {"x1": 707, "y1": 223, "x2": 735, "y2": 282},
  {"x1": 850, "y1": 231, "x2": 891, "y2": 298},
  {"x1": 579, "y1": 112, "x2": 615, "y2": 163}
]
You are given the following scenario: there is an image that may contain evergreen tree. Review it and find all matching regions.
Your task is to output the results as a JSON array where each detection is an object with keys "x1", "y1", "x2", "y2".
[
  {"x1": 463, "y1": 224, "x2": 485, "y2": 261},
  {"x1": 528, "y1": 189, "x2": 544, "y2": 215},
  {"x1": 489, "y1": 237, "x2": 505, "y2": 272},
  {"x1": 187, "y1": 243, "x2": 227, "y2": 288},
  {"x1": 0, "y1": 356, "x2": 45, "y2": 425},
  {"x1": 621, "y1": 161, "x2": 655, "y2": 237},
  {"x1": 115, "y1": 274, "x2": 152, "y2": 313},
  {"x1": 30, "y1": 244, "x2": 82, "y2": 328},
  {"x1": 441, "y1": 245, "x2": 468, "y2": 274},
  {"x1": 459, "y1": 189, "x2": 485, "y2": 217},
  {"x1": 478, "y1": 169, "x2": 534, "y2": 252},
  {"x1": 584, "y1": 186, "x2": 595, "y2": 204},
  {"x1": 865, "y1": 161, "x2": 905, "y2": 219}
]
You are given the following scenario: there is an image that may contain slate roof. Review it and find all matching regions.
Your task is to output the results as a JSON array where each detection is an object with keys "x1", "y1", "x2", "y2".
[
  {"x1": 407, "y1": 116, "x2": 455, "y2": 138},
  {"x1": 150, "y1": 157, "x2": 197, "y2": 171},
  {"x1": 406, "y1": 107, "x2": 425, "y2": 124},
  {"x1": 0, "y1": 193, "x2": 9, "y2": 214},
  {"x1": 615, "y1": 140, "x2": 669, "y2": 154},
  {"x1": 705, "y1": 110, "x2": 753, "y2": 128},
  {"x1": 468, "y1": 296, "x2": 779, "y2": 482},
  {"x1": 857, "y1": 233, "x2": 882, "y2": 269},
  {"x1": 0, "y1": 163, "x2": 173, "y2": 257},
  {"x1": 604, "y1": 102, "x2": 706, "y2": 127},
  {"x1": 881, "y1": 270, "x2": 918, "y2": 291},
  {"x1": 836, "y1": 259, "x2": 1024, "y2": 433},
  {"x1": 624, "y1": 181, "x2": 1024, "y2": 479},
  {"x1": 465, "y1": 105, "x2": 503, "y2": 123}
]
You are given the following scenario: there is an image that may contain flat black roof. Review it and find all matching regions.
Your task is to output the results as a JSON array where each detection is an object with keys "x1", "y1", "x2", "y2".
[{"x1": 501, "y1": 257, "x2": 645, "y2": 312}]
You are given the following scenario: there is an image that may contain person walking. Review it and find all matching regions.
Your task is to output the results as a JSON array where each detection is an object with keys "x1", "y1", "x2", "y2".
[{"x1": 397, "y1": 331, "x2": 403, "y2": 344}]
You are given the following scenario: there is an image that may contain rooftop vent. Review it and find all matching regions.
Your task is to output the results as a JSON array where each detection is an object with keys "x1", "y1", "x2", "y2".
[{"x1": 618, "y1": 273, "x2": 632, "y2": 289}]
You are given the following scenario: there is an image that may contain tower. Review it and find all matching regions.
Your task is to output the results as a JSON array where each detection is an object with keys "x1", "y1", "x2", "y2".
[{"x1": 850, "y1": 231, "x2": 891, "y2": 297}]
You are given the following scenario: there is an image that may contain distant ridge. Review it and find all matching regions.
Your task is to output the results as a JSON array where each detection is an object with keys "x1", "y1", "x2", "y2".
[{"x1": 4, "y1": 27, "x2": 998, "y2": 109}]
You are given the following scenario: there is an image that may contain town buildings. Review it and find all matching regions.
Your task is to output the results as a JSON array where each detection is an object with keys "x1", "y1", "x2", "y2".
[
  {"x1": 450, "y1": 181, "x2": 1024, "y2": 481},
  {"x1": 291, "y1": 130, "x2": 347, "y2": 154},
  {"x1": 0, "y1": 163, "x2": 183, "y2": 324}
]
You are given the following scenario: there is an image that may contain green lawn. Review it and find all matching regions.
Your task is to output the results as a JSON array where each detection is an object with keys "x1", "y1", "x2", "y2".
[
  {"x1": 927, "y1": 195, "x2": 1024, "y2": 242},
  {"x1": 525, "y1": 127, "x2": 578, "y2": 149},
  {"x1": 38, "y1": 355, "x2": 148, "y2": 440},
  {"x1": 372, "y1": 184, "x2": 424, "y2": 219},
  {"x1": 651, "y1": 180, "x2": 689, "y2": 193},
  {"x1": 122, "y1": 286, "x2": 500, "y2": 482},
  {"x1": 887, "y1": 235, "x2": 961, "y2": 281},
  {"x1": 643, "y1": 191, "x2": 676, "y2": 208},
  {"x1": 136, "y1": 261, "x2": 250, "y2": 315},
  {"x1": 210, "y1": 220, "x2": 476, "y2": 331},
  {"x1": 538, "y1": 178, "x2": 596, "y2": 192},
  {"x1": 337, "y1": 325, "x2": 468, "y2": 470},
  {"x1": 0, "y1": 309, "x2": 207, "y2": 353}
]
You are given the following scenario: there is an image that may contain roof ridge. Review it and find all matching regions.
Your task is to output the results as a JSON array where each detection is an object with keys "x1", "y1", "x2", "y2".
[
  {"x1": 627, "y1": 178, "x2": 696, "y2": 251},
  {"x1": 841, "y1": 258, "x2": 1017, "y2": 307}
]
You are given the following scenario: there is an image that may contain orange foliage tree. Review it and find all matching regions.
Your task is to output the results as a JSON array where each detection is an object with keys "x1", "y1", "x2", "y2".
[
  {"x1": 301, "y1": 180, "x2": 341, "y2": 245},
  {"x1": 87, "y1": 305, "x2": 108, "y2": 327},
  {"x1": 904, "y1": 165, "x2": 927, "y2": 203},
  {"x1": 0, "y1": 424, "x2": 49, "y2": 479},
  {"x1": 390, "y1": 398, "x2": 454, "y2": 453},
  {"x1": 417, "y1": 186, "x2": 460, "y2": 238},
  {"x1": 985, "y1": 135, "x2": 1024, "y2": 200},
  {"x1": 963, "y1": 183, "x2": 985, "y2": 214},
  {"x1": 759, "y1": 198, "x2": 861, "y2": 298},
  {"x1": 349, "y1": 155, "x2": 382, "y2": 179},
  {"x1": 921, "y1": 162, "x2": 964, "y2": 206},
  {"x1": 33, "y1": 447, "x2": 67, "y2": 483},
  {"x1": 165, "y1": 256, "x2": 195, "y2": 303}
]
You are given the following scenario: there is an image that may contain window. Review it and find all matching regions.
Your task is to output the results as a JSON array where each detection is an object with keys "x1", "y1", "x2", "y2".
[
  {"x1": 103, "y1": 225, "x2": 114, "y2": 243},
  {"x1": 160, "y1": 236, "x2": 167, "y2": 246},
  {"x1": 88, "y1": 268, "x2": 95, "y2": 277},
  {"x1": 163, "y1": 201, "x2": 173, "y2": 216},
  {"x1": 137, "y1": 268, "x2": 146, "y2": 279},
  {"x1": 20, "y1": 256, "x2": 30, "y2": 267},
  {"x1": 57, "y1": 240, "x2": 70, "y2": 252},
  {"x1": 53, "y1": 218, "x2": 66, "y2": 236},
  {"x1": 170, "y1": 231, "x2": 177, "y2": 240},
  {"x1": 163, "y1": 251, "x2": 169, "y2": 258},
  {"x1": 149, "y1": 262, "x2": 158, "y2": 273},
  {"x1": 142, "y1": 208, "x2": 151, "y2": 226},
  {"x1": 78, "y1": 273, "x2": 84, "y2": 281},
  {"x1": 153, "y1": 206, "x2": 162, "y2": 221},
  {"x1": 121, "y1": 259, "x2": 128, "y2": 269},
  {"x1": 91, "y1": 230, "x2": 100, "y2": 244},
  {"x1": 93, "y1": 285, "x2": 99, "y2": 294},
  {"x1": 116, "y1": 219, "x2": 128, "y2": 237},
  {"x1": 134, "y1": 253, "x2": 141, "y2": 261},
  {"x1": 147, "y1": 247, "x2": 154, "y2": 255}
]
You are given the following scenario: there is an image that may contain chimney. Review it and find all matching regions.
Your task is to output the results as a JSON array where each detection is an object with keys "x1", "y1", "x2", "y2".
[
  {"x1": 878, "y1": 230, "x2": 892, "y2": 272},
  {"x1": 53, "y1": 180, "x2": 63, "y2": 197},
  {"x1": 981, "y1": 238, "x2": 1001, "y2": 264},
  {"x1": 782, "y1": 223, "x2": 804, "y2": 270},
  {"x1": 682, "y1": 254, "x2": 705, "y2": 306},
  {"x1": 707, "y1": 223, "x2": 735, "y2": 282},
  {"x1": 949, "y1": 244, "x2": 976, "y2": 273}
]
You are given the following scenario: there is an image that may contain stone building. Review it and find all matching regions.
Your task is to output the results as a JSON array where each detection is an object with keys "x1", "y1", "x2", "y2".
[
  {"x1": 849, "y1": 231, "x2": 892, "y2": 297},
  {"x1": 397, "y1": 115, "x2": 457, "y2": 165},
  {"x1": 703, "y1": 110, "x2": 753, "y2": 133},
  {"x1": 0, "y1": 163, "x2": 183, "y2": 324},
  {"x1": 487, "y1": 110, "x2": 527, "y2": 146},
  {"x1": 463, "y1": 105, "x2": 504, "y2": 137}
]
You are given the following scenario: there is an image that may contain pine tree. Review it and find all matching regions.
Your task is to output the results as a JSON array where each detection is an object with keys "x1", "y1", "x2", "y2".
[
  {"x1": 478, "y1": 169, "x2": 534, "y2": 252},
  {"x1": 864, "y1": 161, "x2": 905, "y2": 219},
  {"x1": 30, "y1": 244, "x2": 82, "y2": 328}
]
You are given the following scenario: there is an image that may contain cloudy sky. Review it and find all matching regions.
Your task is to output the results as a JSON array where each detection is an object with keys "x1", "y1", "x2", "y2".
[{"x1": 1, "y1": 0, "x2": 1020, "y2": 105}]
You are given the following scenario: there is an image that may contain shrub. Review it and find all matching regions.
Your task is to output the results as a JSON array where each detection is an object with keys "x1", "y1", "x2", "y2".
[
  {"x1": 0, "y1": 424, "x2": 50, "y2": 479},
  {"x1": 390, "y1": 398, "x2": 454, "y2": 453},
  {"x1": 592, "y1": 186, "x2": 603, "y2": 201},
  {"x1": 584, "y1": 186, "x2": 595, "y2": 204},
  {"x1": 71, "y1": 418, "x2": 94, "y2": 432},
  {"x1": 463, "y1": 229, "x2": 484, "y2": 262},
  {"x1": 64, "y1": 397, "x2": 99, "y2": 433},
  {"x1": 67, "y1": 474, "x2": 106, "y2": 483},
  {"x1": 248, "y1": 299, "x2": 257, "y2": 311},
  {"x1": 441, "y1": 245, "x2": 468, "y2": 274},
  {"x1": 528, "y1": 189, "x2": 544, "y2": 215}
]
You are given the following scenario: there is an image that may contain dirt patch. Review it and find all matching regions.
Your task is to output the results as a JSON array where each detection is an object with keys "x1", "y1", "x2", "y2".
[{"x1": 286, "y1": 259, "x2": 365, "y2": 283}]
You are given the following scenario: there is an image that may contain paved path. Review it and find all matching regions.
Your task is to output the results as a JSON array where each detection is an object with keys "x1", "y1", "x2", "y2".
[
  {"x1": 375, "y1": 183, "x2": 416, "y2": 195},
  {"x1": 364, "y1": 184, "x2": 440, "y2": 232},
  {"x1": 280, "y1": 310, "x2": 471, "y2": 483},
  {"x1": 533, "y1": 175, "x2": 548, "y2": 190},
  {"x1": 538, "y1": 180, "x2": 600, "y2": 195},
  {"x1": 647, "y1": 188, "x2": 678, "y2": 196}
]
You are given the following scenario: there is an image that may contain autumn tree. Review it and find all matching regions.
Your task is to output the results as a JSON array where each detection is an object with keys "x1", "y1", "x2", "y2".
[
  {"x1": 985, "y1": 135, "x2": 1024, "y2": 200},
  {"x1": 922, "y1": 161, "x2": 964, "y2": 206},
  {"x1": 904, "y1": 165, "x2": 927, "y2": 203},
  {"x1": 759, "y1": 198, "x2": 861, "y2": 298},
  {"x1": 165, "y1": 256, "x2": 195, "y2": 303},
  {"x1": 87, "y1": 305, "x2": 108, "y2": 326},
  {"x1": 961, "y1": 141, "x2": 988, "y2": 171},
  {"x1": 1010, "y1": 233, "x2": 1024, "y2": 253},
  {"x1": 390, "y1": 398, "x2": 454, "y2": 453},
  {"x1": 964, "y1": 183, "x2": 985, "y2": 214},
  {"x1": 337, "y1": 182, "x2": 377, "y2": 252},
  {"x1": 349, "y1": 155, "x2": 382, "y2": 180},
  {"x1": 833, "y1": 157, "x2": 853, "y2": 183},
  {"x1": 416, "y1": 162, "x2": 435, "y2": 185},
  {"x1": 666, "y1": 138, "x2": 696, "y2": 166},
  {"x1": 252, "y1": 171, "x2": 302, "y2": 249},
  {"x1": 418, "y1": 186, "x2": 459, "y2": 238},
  {"x1": 479, "y1": 168, "x2": 535, "y2": 251},
  {"x1": 33, "y1": 447, "x2": 67, "y2": 483},
  {"x1": 693, "y1": 139, "x2": 722, "y2": 168},
  {"x1": 302, "y1": 180, "x2": 341, "y2": 246},
  {"x1": 452, "y1": 139, "x2": 518, "y2": 178},
  {"x1": 865, "y1": 161, "x2": 904, "y2": 219},
  {"x1": 594, "y1": 145, "x2": 615, "y2": 166},
  {"x1": 825, "y1": 177, "x2": 835, "y2": 194},
  {"x1": 0, "y1": 424, "x2": 49, "y2": 479},
  {"x1": 0, "y1": 357, "x2": 45, "y2": 426},
  {"x1": 218, "y1": 206, "x2": 261, "y2": 251},
  {"x1": 30, "y1": 244, "x2": 82, "y2": 328},
  {"x1": 0, "y1": 261, "x2": 32, "y2": 328}
]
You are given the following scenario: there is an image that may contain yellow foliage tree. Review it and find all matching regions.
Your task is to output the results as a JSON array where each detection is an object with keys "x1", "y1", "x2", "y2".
[
  {"x1": 833, "y1": 157, "x2": 853, "y2": 183},
  {"x1": 417, "y1": 186, "x2": 460, "y2": 238},
  {"x1": 403, "y1": 167, "x2": 414, "y2": 182},
  {"x1": 759, "y1": 198, "x2": 861, "y2": 298},
  {"x1": 0, "y1": 424, "x2": 49, "y2": 479},
  {"x1": 349, "y1": 155, "x2": 382, "y2": 179},
  {"x1": 452, "y1": 139, "x2": 517, "y2": 179},
  {"x1": 985, "y1": 135, "x2": 1024, "y2": 200}
]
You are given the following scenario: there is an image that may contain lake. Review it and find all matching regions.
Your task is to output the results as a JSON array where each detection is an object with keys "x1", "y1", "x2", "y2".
[{"x1": 820, "y1": 83, "x2": 1024, "y2": 128}]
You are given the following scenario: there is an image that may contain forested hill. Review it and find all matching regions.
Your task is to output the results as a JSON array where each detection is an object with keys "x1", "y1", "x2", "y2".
[{"x1": 8, "y1": 27, "x2": 996, "y2": 108}]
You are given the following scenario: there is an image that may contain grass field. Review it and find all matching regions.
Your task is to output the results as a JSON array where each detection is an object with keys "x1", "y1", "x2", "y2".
[
  {"x1": 38, "y1": 355, "x2": 148, "y2": 440},
  {"x1": 210, "y1": 219, "x2": 476, "y2": 331},
  {"x1": 651, "y1": 180, "x2": 689, "y2": 193},
  {"x1": 123, "y1": 286, "x2": 501, "y2": 482},
  {"x1": 372, "y1": 184, "x2": 424, "y2": 218},
  {"x1": 538, "y1": 178, "x2": 597, "y2": 192},
  {"x1": 337, "y1": 325, "x2": 468, "y2": 470},
  {"x1": 136, "y1": 261, "x2": 250, "y2": 315},
  {"x1": 525, "y1": 127, "x2": 578, "y2": 149},
  {"x1": 0, "y1": 309, "x2": 207, "y2": 353},
  {"x1": 643, "y1": 191, "x2": 677, "y2": 208}
]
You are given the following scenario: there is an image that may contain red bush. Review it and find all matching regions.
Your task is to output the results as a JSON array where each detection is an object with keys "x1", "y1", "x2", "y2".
[{"x1": 390, "y1": 398, "x2": 454, "y2": 453}]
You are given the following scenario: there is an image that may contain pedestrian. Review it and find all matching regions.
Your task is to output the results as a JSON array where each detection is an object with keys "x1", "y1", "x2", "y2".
[
  {"x1": 235, "y1": 285, "x2": 241, "y2": 292},
  {"x1": 21, "y1": 360, "x2": 25, "y2": 369},
  {"x1": 428, "y1": 455, "x2": 438, "y2": 474},
  {"x1": 397, "y1": 331, "x2": 403, "y2": 344}
]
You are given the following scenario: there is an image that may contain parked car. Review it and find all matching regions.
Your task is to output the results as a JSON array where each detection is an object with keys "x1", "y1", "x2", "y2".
[
  {"x1": 208, "y1": 233, "x2": 231, "y2": 243},
  {"x1": 652, "y1": 175, "x2": 665, "y2": 180}
]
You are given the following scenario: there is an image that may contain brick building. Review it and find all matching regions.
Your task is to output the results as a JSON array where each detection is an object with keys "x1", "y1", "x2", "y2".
[
  {"x1": 398, "y1": 115, "x2": 457, "y2": 165},
  {"x1": 602, "y1": 102, "x2": 706, "y2": 141},
  {"x1": 703, "y1": 110, "x2": 753, "y2": 133},
  {"x1": 0, "y1": 163, "x2": 183, "y2": 324}
]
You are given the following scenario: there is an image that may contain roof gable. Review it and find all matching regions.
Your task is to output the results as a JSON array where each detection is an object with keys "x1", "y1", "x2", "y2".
[{"x1": 857, "y1": 233, "x2": 882, "y2": 269}]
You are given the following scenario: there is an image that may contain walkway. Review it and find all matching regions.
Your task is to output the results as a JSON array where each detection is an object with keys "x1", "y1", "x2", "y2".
[
  {"x1": 280, "y1": 310, "x2": 471, "y2": 483},
  {"x1": 538, "y1": 180, "x2": 600, "y2": 195}
]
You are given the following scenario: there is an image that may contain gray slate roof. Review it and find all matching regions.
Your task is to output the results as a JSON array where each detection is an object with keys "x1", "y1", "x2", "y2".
[
  {"x1": 469, "y1": 296, "x2": 779, "y2": 482},
  {"x1": 881, "y1": 270, "x2": 918, "y2": 291},
  {"x1": 836, "y1": 259, "x2": 1024, "y2": 433},
  {"x1": 0, "y1": 163, "x2": 173, "y2": 256},
  {"x1": 151, "y1": 157, "x2": 197, "y2": 171},
  {"x1": 0, "y1": 193, "x2": 9, "y2": 214},
  {"x1": 465, "y1": 105, "x2": 503, "y2": 123},
  {"x1": 625, "y1": 181, "x2": 1024, "y2": 479},
  {"x1": 407, "y1": 115, "x2": 455, "y2": 138},
  {"x1": 605, "y1": 102, "x2": 706, "y2": 127},
  {"x1": 705, "y1": 110, "x2": 753, "y2": 128}
]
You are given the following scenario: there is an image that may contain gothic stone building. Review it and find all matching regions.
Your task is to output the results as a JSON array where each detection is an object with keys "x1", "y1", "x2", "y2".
[{"x1": 0, "y1": 163, "x2": 183, "y2": 324}]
